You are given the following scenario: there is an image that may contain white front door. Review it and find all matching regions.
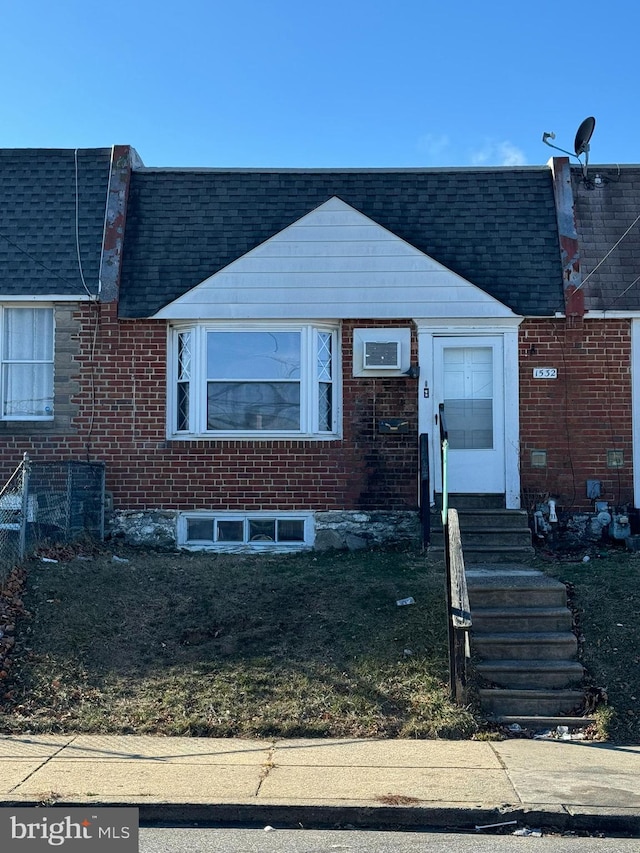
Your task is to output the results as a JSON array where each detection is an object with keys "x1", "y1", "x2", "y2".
[{"x1": 432, "y1": 336, "x2": 505, "y2": 494}]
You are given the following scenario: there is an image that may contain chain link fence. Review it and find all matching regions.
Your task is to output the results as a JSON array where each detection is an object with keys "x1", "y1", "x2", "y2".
[{"x1": 0, "y1": 454, "x2": 105, "y2": 582}]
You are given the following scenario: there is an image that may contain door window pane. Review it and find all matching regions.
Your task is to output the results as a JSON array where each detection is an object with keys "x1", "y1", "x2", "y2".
[
  {"x1": 445, "y1": 399, "x2": 493, "y2": 449},
  {"x1": 443, "y1": 347, "x2": 493, "y2": 450}
]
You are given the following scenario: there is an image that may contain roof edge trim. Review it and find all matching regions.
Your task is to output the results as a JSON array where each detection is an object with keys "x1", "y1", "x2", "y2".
[{"x1": 0, "y1": 294, "x2": 95, "y2": 302}]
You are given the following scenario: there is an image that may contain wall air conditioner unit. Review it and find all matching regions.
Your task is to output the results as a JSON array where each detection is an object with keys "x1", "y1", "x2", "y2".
[
  {"x1": 363, "y1": 340, "x2": 401, "y2": 370},
  {"x1": 353, "y1": 327, "x2": 410, "y2": 377}
]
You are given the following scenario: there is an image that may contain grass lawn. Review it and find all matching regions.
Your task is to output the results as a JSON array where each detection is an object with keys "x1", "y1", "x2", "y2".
[
  {"x1": 538, "y1": 548, "x2": 640, "y2": 744},
  {"x1": 0, "y1": 545, "x2": 477, "y2": 739},
  {"x1": 1, "y1": 543, "x2": 638, "y2": 742}
]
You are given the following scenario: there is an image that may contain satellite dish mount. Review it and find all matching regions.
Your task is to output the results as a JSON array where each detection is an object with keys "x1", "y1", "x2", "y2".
[{"x1": 542, "y1": 116, "x2": 596, "y2": 179}]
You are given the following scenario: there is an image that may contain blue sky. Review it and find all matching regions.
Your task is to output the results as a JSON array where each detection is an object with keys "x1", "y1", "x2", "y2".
[{"x1": 1, "y1": 0, "x2": 636, "y2": 168}]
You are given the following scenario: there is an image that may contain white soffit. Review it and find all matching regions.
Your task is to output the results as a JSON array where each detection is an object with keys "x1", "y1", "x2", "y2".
[{"x1": 152, "y1": 197, "x2": 517, "y2": 320}]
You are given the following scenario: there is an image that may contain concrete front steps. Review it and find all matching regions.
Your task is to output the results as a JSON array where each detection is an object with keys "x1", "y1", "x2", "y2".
[
  {"x1": 428, "y1": 495, "x2": 534, "y2": 564},
  {"x1": 467, "y1": 567, "x2": 595, "y2": 730}
]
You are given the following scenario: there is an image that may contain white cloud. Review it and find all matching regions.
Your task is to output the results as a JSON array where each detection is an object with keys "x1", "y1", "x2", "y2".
[
  {"x1": 497, "y1": 141, "x2": 528, "y2": 166},
  {"x1": 417, "y1": 132, "x2": 451, "y2": 163},
  {"x1": 470, "y1": 140, "x2": 527, "y2": 167}
]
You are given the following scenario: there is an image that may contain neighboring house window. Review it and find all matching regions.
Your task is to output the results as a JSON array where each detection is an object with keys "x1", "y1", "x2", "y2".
[
  {"x1": 169, "y1": 324, "x2": 339, "y2": 438},
  {"x1": 1, "y1": 306, "x2": 54, "y2": 419},
  {"x1": 178, "y1": 511, "x2": 313, "y2": 550}
]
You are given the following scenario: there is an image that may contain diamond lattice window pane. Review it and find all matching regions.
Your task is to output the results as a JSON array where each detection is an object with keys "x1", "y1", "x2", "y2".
[
  {"x1": 318, "y1": 383, "x2": 332, "y2": 432},
  {"x1": 317, "y1": 333, "x2": 332, "y2": 381},
  {"x1": 177, "y1": 382, "x2": 190, "y2": 431},
  {"x1": 178, "y1": 332, "x2": 191, "y2": 381}
]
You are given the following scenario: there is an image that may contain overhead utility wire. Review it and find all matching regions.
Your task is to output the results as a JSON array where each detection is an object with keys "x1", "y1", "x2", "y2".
[
  {"x1": 609, "y1": 273, "x2": 640, "y2": 304},
  {"x1": 0, "y1": 229, "x2": 88, "y2": 292},
  {"x1": 0, "y1": 149, "x2": 98, "y2": 298},
  {"x1": 574, "y1": 211, "x2": 640, "y2": 293},
  {"x1": 74, "y1": 148, "x2": 93, "y2": 299}
]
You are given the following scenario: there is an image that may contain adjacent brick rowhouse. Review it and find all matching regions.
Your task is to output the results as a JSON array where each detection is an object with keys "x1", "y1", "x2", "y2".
[
  {"x1": 519, "y1": 317, "x2": 633, "y2": 512},
  {"x1": 0, "y1": 304, "x2": 633, "y2": 526}
]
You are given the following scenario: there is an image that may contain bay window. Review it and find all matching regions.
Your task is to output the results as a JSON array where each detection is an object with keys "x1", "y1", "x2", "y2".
[{"x1": 169, "y1": 323, "x2": 340, "y2": 438}]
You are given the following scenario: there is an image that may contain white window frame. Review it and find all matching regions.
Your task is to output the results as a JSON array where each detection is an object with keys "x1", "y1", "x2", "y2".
[
  {"x1": 178, "y1": 511, "x2": 315, "y2": 551},
  {"x1": 167, "y1": 321, "x2": 341, "y2": 439},
  {"x1": 0, "y1": 304, "x2": 55, "y2": 421}
]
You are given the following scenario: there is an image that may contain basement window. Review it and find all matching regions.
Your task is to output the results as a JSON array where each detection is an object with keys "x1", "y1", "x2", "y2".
[{"x1": 178, "y1": 512, "x2": 314, "y2": 550}]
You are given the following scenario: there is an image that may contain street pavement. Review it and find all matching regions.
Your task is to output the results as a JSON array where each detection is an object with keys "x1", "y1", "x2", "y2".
[{"x1": 0, "y1": 734, "x2": 637, "y2": 834}]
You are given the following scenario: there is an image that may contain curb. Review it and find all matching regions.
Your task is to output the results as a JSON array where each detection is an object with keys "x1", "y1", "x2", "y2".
[{"x1": 1, "y1": 801, "x2": 638, "y2": 836}]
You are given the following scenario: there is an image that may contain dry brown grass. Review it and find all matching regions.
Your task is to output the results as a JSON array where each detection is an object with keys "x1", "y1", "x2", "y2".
[
  {"x1": 538, "y1": 547, "x2": 640, "y2": 743},
  {"x1": 0, "y1": 545, "x2": 477, "y2": 739}
]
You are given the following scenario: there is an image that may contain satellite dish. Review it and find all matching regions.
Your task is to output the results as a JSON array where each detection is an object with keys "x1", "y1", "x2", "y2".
[
  {"x1": 574, "y1": 117, "x2": 596, "y2": 157},
  {"x1": 542, "y1": 116, "x2": 596, "y2": 179}
]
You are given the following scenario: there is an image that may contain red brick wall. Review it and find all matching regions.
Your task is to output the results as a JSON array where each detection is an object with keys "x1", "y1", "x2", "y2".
[
  {"x1": 519, "y1": 317, "x2": 633, "y2": 512},
  {"x1": 4, "y1": 308, "x2": 633, "y2": 518},
  {"x1": 0, "y1": 307, "x2": 420, "y2": 513}
]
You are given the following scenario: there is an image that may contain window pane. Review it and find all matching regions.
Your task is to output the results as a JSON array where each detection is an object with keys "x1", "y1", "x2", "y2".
[
  {"x1": 3, "y1": 364, "x2": 53, "y2": 416},
  {"x1": 317, "y1": 332, "x2": 332, "y2": 381},
  {"x1": 207, "y1": 332, "x2": 300, "y2": 380},
  {"x1": 207, "y1": 382, "x2": 300, "y2": 430},
  {"x1": 216, "y1": 520, "x2": 244, "y2": 542},
  {"x1": 4, "y1": 308, "x2": 53, "y2": 361},
  {"x1": 187, "y1": 518, "x2": 214, "y2": 541},
  {"x1": 249, "y1": 519, "x2": 276, "y2": 541},
  {"x1": 443, "y1": 347, "x2": 493, "y2": 450},
  {"x1": 446, "y1": 399, "x2": 493, "y2": 449},
  {"x1": 177, "y1": 331, "x2": 191, "y2": 380},
  {"x1": 177, "y1": 382, "x2": 189, "y2": 431},
  {"x1": 277, "y1": 519, "x2": 305, "y2": 542},
  {"x1": 318, "y1": 383, "x2": 332, "y2": 432}
]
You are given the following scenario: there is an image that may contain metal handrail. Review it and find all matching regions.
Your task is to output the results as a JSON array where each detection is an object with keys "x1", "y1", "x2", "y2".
[
  {"x1": 438, "y1": 404, "x2": 471, "y2": 704},
  {"x1": 438, "y1": 403, "x2": 449, "y2": 525},
  {"x1": 419, "y1": 433, "x2": 430, "y2": 546}
]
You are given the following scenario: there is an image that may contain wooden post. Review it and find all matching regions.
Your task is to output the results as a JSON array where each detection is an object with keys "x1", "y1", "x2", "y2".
[{"x1": 447, "y1": 509, "x2": 472, "y2": 704}]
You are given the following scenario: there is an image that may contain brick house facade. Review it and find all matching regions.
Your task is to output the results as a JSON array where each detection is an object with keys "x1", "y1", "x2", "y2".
[{"x1": 1, "y1": 147, "x2": 638, "y2": 550}]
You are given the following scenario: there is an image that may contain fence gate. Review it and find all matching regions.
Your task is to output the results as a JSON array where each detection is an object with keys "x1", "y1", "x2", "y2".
[{"x1": 0, "y1": 454, "x2": 105, "y2": 580}]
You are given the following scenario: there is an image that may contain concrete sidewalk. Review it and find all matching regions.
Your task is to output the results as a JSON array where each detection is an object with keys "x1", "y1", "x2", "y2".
[{"x1": 0, "y1": 735, "x2": 638, "y2": 834}]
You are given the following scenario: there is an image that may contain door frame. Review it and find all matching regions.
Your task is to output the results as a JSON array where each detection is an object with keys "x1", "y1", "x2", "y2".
[{"x1": 415, "y1": 318, "x2": 522, "y2": 509}]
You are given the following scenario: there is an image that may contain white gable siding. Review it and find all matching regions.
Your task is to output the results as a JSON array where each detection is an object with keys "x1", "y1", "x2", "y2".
[{"x1": 153, "y1": 198, "x2": 517, "y2": 321}]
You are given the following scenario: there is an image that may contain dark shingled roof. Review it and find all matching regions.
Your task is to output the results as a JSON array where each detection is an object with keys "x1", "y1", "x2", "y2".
[
  {"x1": 118, "y1": 167, "x2": 565, "y2": 318},
  {"x1": 0, "y1": 148, "x2": 112, "y2": 298},
  {"x1": 572, "y1": 165, "x2": 640, "y2": 312}
]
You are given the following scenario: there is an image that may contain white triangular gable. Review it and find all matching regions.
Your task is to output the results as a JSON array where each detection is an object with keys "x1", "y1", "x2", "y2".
[{"x1": 152, "y1": 197, "x2": 517, "y2": 320}]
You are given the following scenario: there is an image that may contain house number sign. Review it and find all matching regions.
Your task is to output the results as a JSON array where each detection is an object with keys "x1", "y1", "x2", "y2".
[{"x1": 533, "y1": 367, "x2": 558, "y2": 379}]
